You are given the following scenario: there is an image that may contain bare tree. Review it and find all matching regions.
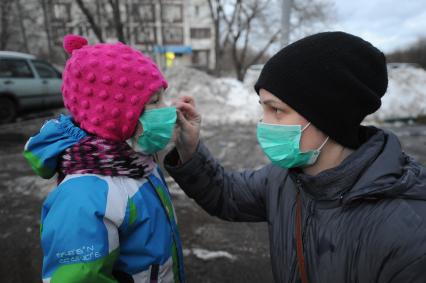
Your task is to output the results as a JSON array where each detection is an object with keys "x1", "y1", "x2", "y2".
[
  {"x1": 387, "y1": 38, "x2": 426, "y2": 70},
  {"x1": 230, "y1": 0, "x2": 281, "y2": 80},
  {"x1": 108, "y1": 0, "x2": 126, "y2": 43},
  {"x1": 16, "y1": 0, "x2": 29, "y2": 53},
  {"x1": 76, "y1": 0, "x2": 104, "y2": 42},
  {"x1": 208, "y1": 0, "x2": 281, "y2": 80},
  {"x1": 290, "y1": 0, "x2": 335, "y2": 39},
  {"x1": 207, "y1": 0, "x2": 334, "y2": 81},
  {"x1": 207, "y1": 0, "x2": 224, "y2": 74},
  {"x1": 40, "y1": 0, "x2": 54, "y2": 60},
  {"x1": 0, "y1": 0, "x2": 14, "y2": 50},
  {"x1": 76, "y1": 0, "x2": 127, "y2": 43}
]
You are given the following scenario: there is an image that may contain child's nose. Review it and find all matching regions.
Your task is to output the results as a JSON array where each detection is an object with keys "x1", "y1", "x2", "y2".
[{"x1": 158, "y1": 102, "x2": 167, "y2": 108}]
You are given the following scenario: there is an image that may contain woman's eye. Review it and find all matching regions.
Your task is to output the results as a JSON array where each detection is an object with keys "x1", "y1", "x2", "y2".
[{"x1": 273, "y1": 108, "x2": 283, "y2": 114}]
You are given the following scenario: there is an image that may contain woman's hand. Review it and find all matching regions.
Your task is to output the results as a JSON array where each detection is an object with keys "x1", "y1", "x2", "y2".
[{"x1": 173, "y1": 96, "x2": 202, "y2": 163}]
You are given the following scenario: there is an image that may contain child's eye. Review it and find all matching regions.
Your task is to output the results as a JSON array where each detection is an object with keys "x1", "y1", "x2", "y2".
[{"x1": 149, "y1": 98, "x2": 159, "y2": 104}]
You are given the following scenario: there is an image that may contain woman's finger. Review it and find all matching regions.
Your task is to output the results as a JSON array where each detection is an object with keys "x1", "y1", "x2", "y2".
[
  {"x1": 176, "y1": 109, "x2": 190, "y2": 128},
  {"x1": 176, "y1": 101, "x2": 199, "y2": 119},
  {"x1": 179, "y1": 96, "x2": 195, "y2": 107}
]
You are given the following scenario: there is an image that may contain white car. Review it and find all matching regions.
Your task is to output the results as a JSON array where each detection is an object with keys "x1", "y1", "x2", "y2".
[{"x1": 0, "y1": 51, "x2": 63, "y2": 123}]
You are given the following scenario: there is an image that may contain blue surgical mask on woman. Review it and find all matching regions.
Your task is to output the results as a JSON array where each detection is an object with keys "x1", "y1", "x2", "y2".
[
  {"x1": 136, "y1": 106, "x2": 177, "y2": 155},
  {"x1": 256, "y1": 121, "x2": 329, "y2": 168}
]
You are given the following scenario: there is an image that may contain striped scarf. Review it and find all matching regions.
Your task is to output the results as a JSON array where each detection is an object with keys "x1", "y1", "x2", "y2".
[{"x1": 58, "y1": 136, "x2": 156, "y2": 183}]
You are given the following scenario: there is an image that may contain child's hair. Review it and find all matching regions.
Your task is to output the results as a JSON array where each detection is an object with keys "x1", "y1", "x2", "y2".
[{"x1": 61, "y1": 34, "x2": 168, "y2": 141}]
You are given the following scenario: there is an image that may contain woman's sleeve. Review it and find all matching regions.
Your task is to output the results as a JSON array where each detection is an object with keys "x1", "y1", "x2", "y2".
[
  {"x1": 164, "y1": 141, "x2": 271, "y2": 222},
  {"x1": 40, "y1": 176, "x2": 122, "y2": 283}
]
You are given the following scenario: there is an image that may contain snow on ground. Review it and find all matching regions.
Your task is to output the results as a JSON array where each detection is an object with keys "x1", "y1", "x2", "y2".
[
  {"x1": 163, "y1": 64, "x2": 425, "y2": 124},
  {"x1": 190, "y1": 248, "x2": 237, "y2": 261},
  {"x1": 365, "y1": 65, "x2": 426, "y2": 122},
  {"x1": 165, "y1": 67, "x2": 261, "y2": 124},
  {"x1": 2, "y1": 175, "x2": 56, "y2": 200}
]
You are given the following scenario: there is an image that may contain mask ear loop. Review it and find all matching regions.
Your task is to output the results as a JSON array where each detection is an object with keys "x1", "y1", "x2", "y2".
[
  {"x1": 318, "y1": 136, "x2": 329, "y2": 151},
  {"x1": 301, "y1": 121, "x2": 329, "y2": 151},
  {"x1": 301, "y1": 122, "x2": 311, "y2": 132}
]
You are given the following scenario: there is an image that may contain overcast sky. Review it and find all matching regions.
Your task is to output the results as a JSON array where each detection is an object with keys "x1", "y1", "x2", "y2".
[{"x1": 332, "y1": 0, "x2": 426, "y2": 53}]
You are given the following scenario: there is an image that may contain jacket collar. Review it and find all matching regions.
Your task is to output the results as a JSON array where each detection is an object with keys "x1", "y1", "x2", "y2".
[
  {"x1": 290, "y1": 127, "x2": 387, "y2": 202},
  {"x1": 291, "y1": 126, "x2": 426, "y2": 206}
]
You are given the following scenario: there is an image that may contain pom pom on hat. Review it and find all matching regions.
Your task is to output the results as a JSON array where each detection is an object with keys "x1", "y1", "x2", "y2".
[{"x1": 63, "y1": 34, "x2": 88, "y2": 54}]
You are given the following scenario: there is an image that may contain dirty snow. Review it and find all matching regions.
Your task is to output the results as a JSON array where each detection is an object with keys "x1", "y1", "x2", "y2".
[
  {"x1": 191, "y1": 248, "x2": 237, "y2": 261},
  {"x1": 2, "y1": 176, "x2": 56, "y2": 199},
  {"x1": 165, "y1": 67, "x2": 261, "y2": 124},
  {"x1": 365, "y1": 66, "x2": 426, "y2": 122},
  {"x1": 166, "y1": 65, "x2": 426, "y2": 124}
]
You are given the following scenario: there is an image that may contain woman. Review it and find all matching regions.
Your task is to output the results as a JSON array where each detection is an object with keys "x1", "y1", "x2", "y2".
[
  {"x1": 24, "y1": 35, "x2": 185, "y2": 283},
  {"x1": 167, "y1": 31, "x2": 426, "y2": 283}
]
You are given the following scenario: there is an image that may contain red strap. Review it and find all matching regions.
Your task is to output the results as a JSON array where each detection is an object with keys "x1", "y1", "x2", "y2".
[{"x1": 296, "y1": 192, "x2": 309, "y2": 283}]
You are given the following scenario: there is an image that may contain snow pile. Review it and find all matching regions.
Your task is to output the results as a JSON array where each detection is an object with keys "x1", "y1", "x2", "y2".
[
  {"x1": 365, "y1": 66, "x2": 426, "y2": 122},
  {"x1": 165, "y1": 65, "x2": 426, "y2": 124},
  {"x1": 165, "y1": 67, "x2": 261, "y2": 124},
  {"x1": 191, "y1": 248, "x2": 237, "y2": 261}
]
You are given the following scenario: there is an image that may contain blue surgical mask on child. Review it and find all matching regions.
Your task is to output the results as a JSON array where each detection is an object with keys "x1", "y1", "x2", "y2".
[
  {"x1": 256, "y1": 121, "x2": 329, "y2": 168},
  {"x1": 136, "y1": 107, "x2": 177, "y2": 155}
]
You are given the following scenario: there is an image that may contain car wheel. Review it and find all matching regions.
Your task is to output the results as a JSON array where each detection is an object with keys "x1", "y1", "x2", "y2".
[{"x1": 0, "y1": 97, "x2": 17, "y2": 124}]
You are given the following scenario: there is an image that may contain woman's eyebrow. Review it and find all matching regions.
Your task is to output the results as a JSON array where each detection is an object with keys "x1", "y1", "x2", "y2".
[{"x1": 261, "y1": 99, "x2": 282, "y2": 107}]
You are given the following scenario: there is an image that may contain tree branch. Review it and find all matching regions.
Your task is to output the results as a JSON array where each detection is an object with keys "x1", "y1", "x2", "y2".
[{"x1": 76, "y1": 0, "x2": 104, "y2": 42}]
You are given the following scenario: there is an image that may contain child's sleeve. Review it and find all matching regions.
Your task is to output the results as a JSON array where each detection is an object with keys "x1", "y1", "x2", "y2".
[{"x1": 40, "y1": 176, "x2": 125, "y2": 283}]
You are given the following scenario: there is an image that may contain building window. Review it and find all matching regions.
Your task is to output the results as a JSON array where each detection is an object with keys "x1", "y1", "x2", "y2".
[
  {"x1": 190, "y1": 28, "x2": 211, "y2": 39},
  {"x1": 132, "y1": 4, "x2": 155, "y2": 22},
  {"x1": 162, "y1": 27, "x2": 184, "y2": 44},
  {"x1": 195, "y1": 5, "x2": 200, "y2": 16},
  {"x1": 52, "y1": 3, "x2": 71, "y2": 22},
  {"x1": 192, "y1": 50, "x2": 210, "y2": 67},
  {"x1": 135, "y1": 26, "x2": 156, "y2": 44},
  {"x1": 161, "y1": 4, "x2": 183, "y2": 23},
  {"x1": 105, "y1": 25, "x2": 116, "y2": 39}
]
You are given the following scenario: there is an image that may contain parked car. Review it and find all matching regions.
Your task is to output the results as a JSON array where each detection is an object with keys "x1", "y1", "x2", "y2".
[{"x1": 0, "y1": 51, "x2": 63, "y2": 123}]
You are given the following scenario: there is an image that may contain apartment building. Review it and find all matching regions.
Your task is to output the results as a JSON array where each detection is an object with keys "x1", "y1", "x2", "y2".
[{"x1": 49, "y1": 0, "x2": 215, "y2": 70}]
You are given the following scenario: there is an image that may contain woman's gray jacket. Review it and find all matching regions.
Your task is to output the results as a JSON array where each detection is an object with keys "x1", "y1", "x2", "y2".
[{"x1": 164, "y1": 128, "x2": 426, "y2": 283}]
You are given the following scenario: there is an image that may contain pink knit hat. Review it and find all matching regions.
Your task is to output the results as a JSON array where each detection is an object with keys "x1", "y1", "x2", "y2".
[{"x1": 61, "y1": 34, "x2": 168, "y2": 141}]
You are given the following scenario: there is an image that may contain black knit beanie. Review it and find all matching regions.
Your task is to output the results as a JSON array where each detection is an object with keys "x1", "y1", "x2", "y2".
[{"x1": 254, "y1": 31, "x2": 388, "y2": 149}]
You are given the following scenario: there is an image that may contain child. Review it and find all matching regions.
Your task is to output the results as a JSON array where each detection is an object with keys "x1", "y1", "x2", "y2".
[{"x1": 23, "y1": 35, "x2": 185, "y2": 283}]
